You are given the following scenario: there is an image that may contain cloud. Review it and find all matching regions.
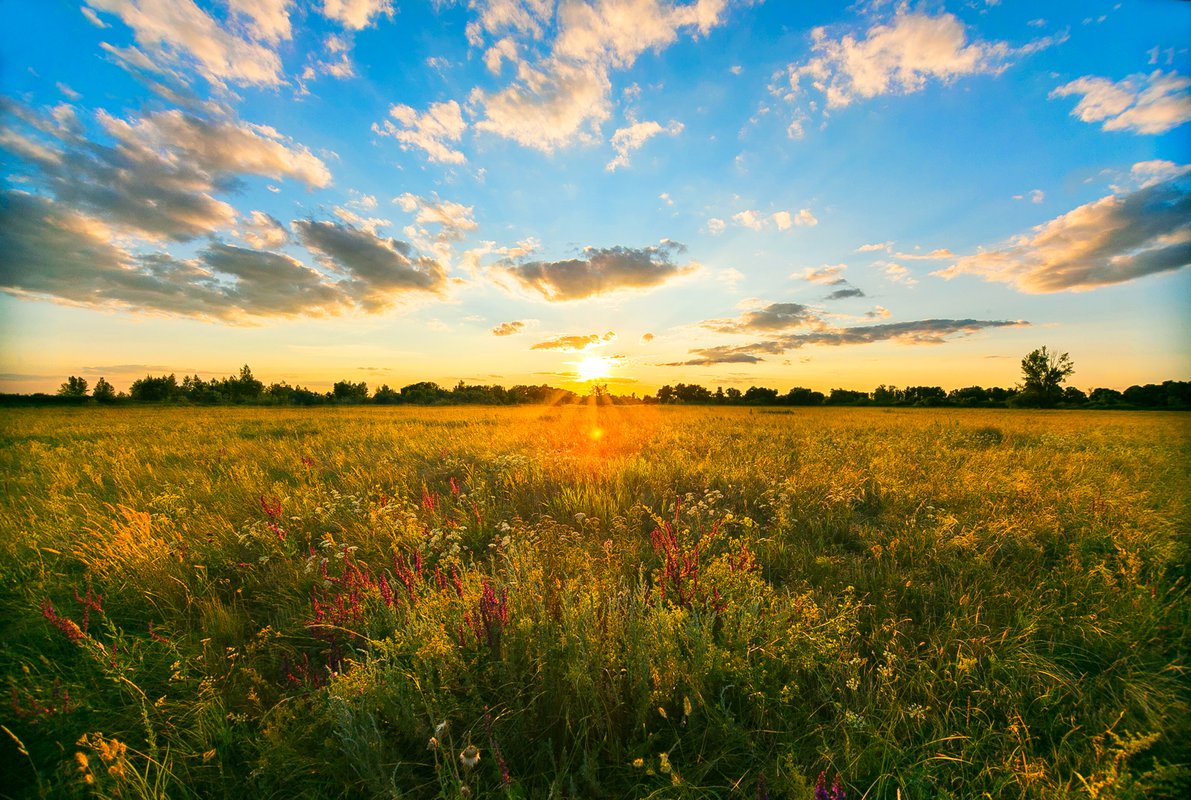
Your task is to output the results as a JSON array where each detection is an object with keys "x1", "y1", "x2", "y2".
[
  {"x1": 395, "y1": 193, "x2": 478, "y2": 238},
  {"x1": 293, "y1": 219, "x2": 449, "y2": 310},
  {"x1": 0, "y1": 102, "x2": 330, "y2": 242},
  {"x1": 796, "y1": 263, "x2": 846, "y2": 284},
  {"x1": 664, "y1": 352, "x2": 764, "y2": 366},
  {"x1": 239, "y1": 210, "x2": 288, "y2": 248},
  {"x1": 704, "y1": 302, "x2": 823, "y2": 333},
  {"x1": 229, "y1": 0, "x2": 293, "y2": 43},
  {"x1": 935, "y1": 177, "x2": 1191, "y2": 293},
  {"x1": 732, "y1": 208, "x2": 816, "y2": 231},
  {"x1": 1013, "y1": 189, "x2": 1045, "y2": 204},
  {"x1": 780, "y1": 9, "x2": 1062, "y2": 127},
  {"x1": 84, "y1": 0, "x2": 284, "y2": 87},
  {"x1": 669, "y1": 318, "x2": 1027, "y2": 364},
  {"x1": 321, "y1": 0, "x2": 393, "y2": 30},
  {"x1": 879, "y1": 262, "x2": 918, "y2": 286},
  {"x1": 0, "y1": 190, "x2": 349, "y2": 320},
  {"x1": 470, "y1": 0, "x2": 734, "y2": 152},
  {"x1": 474, "y1": 62, "x2": 612, "y2": 152},
  {"x1": 706, "y1": 217, "x2": 726, "y2": 235},
  {"x1": 856, "y1": 242, "x2": 890, "y2": 253},
  {"x1": 606, "y1": 119, "x2": 684, "y2": 170},
  {"x1": 491, "y1": 320, "x2": 527, "y2": 336},
  {"x1": 373, "y1": 100, "x2": 467, "y2": 164},
  {"x1": 493, "y1": 241, "x2": 696, "y2": 301},
  {"x1": 530, "y1": 331, "x2": 616, "y2": 351},
  {"x1": 640, "y1": 332, "x2": 655, "y2": 343},
  {"x1": 825, "y1": 286, "x2": 865, "y2": 300},
  {"x1": 892, "y1": 248, "x2": 954, "y2": 260},
  {"x1": 1130, "y1": 160, "x2": 1191, "y2": 188},
  {"x1": 1050, "y1": 70, "x2": 1191, "y2": 135}
]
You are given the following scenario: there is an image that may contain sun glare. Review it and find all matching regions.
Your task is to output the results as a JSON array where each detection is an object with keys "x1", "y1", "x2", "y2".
[{"x1": 576, "y1": 356, "x2": 612, "y2": 382}]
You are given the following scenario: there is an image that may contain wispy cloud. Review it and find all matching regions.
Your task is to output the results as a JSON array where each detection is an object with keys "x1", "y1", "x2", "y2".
[
  {"x1": 1050, "y1": 70, "x2": 1191, "y2": 135},
  {"x1": 667, "y1": 318, "x2": 1028, "y2": 365},
  {"x1": 606, "y1": 119, "x2": 684, "y2": 171},
  {"x1": 530, "y1": 331, "x2": 616, "y2": 351},
  {"x1": 935, "y1": 176, "x2": 1191, "y2": 292},
  {"x1": 703, "y1": 302, "x2": 822, "y2": 333}
]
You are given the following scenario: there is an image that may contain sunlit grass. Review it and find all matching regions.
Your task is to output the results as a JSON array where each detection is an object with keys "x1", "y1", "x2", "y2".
[{"x1": 0, "y1": 406, "x2": 1187, "y2": 798}]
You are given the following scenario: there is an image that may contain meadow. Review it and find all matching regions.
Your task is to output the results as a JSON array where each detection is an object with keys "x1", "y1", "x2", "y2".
[{"x1": 0, "y1": 405, "x2": 1187, "y2": 799}]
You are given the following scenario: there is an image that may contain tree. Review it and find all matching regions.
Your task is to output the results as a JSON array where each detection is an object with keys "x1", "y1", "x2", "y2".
[
  {"x1": 1018, "y1": 347, "x2": 1075, "y2": 407},
  {"x1": 92, "y1": 377, "x2": 116, "y2": 402},
  {"x1": 58, "y1": 376, "x2": 88, "y2": 398}
]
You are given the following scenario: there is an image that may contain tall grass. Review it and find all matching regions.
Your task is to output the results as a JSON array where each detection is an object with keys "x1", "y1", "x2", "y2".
[{"x1": 0, "y1": 405, "x2": 1187, "y2": 798}]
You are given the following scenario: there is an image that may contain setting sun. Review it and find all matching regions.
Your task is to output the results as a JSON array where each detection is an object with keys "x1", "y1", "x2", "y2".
[{"x1": 576, "y1": 356, "x2": 613, "y2": 382}]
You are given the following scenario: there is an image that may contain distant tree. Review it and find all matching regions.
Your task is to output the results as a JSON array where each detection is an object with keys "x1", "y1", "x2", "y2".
[
  {"x1": 1018, "y1": 347, "x2": 1075, "y2": 407},
  {"x1": 129, "y1": 374, "x2": 178, "y2": 402},
  {"x1": 373, "y1": 384, "x2": 401, "y2": 404},
  {"x1": 782, "y1": 387, "x2": 823, "y2": 405},
  {"x1": 92, "y1": 377, "x2": 116, "y2": 403},
  {"x1": 58, "y1": 376, "x2": 88, "y2": 398},
  {"x1": 333, "y1": 380, "x2": 369, "y2": 403},
  {"x1": 743, "y1": 385, "x2": 779, "y2": 404},
  {"x1": 724, "y1": 387, "x2": 743, "y2": 403}
]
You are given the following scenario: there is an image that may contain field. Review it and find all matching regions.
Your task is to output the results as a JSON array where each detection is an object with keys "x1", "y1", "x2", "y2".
[{"x1": 0, "y1": 405, "x2": 1187, "y2": 799}]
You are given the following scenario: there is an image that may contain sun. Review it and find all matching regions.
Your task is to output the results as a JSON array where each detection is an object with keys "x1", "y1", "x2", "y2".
[{"x1": 576, "y1": 355, "x2": 612, "y2": 382}]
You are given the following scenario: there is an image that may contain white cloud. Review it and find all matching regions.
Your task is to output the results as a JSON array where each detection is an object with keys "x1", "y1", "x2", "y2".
[
  {"x1": 935, "y1": 177, "x2": 1191, "y2": 293},
  {"x1": 606, "y1": 119, "x2": 683, "y2": 170},
  {"x1": 471, "y1": 0, "x2": 734, "y2": 153},
  {"x1": 1013, "y1": 189, "x2": 1045, "y2": 204},
  {"x1": 879, "y1": 263, "x2": 918, "y2": 286},
  {"x1": 373, "y1": 100, "x2": 467, "y2": 164},
  {"x1": 84, "y1": 0, "x2": 284, "y2": 87},
  {"x1": 732, "y1": 209, "x2": 765, "y2": 230},
  {"x1": 1050, "y1": 70, "x2": 1191, "y2": 135},
  {"x1": 395, "y1": 193, "x2": 478, "y2": 238},
  {"x1": 856, "y1": 241, "x2": 891, "y2": 253},
  {"x1": 321, "y1": 0, "x2": 393, "y2": 30},
  {"x1": 706, "y1": 217, "x2": 726, "y2": 235},
  {"x1": 228, "y1": 0, "x2": 293, "y2": 43},
  {"x1": 1130, "y1": 159, "x2": 1191, "y2": 188},
  {"x1": 732, "y1": 208, "x2": 815, "y2": 231},
  {"x1": 474, "y1": 62, "x2": 612, "y2": 152},
  {"x1": 892, "y1": 248, "x2": 955, "y2": 260},
  {"x1": 781, "y1": 9, "x2": 1062, "y2": 124}
]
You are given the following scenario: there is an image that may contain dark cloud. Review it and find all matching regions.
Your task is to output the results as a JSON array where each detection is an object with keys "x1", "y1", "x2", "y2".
[
  {"x1": 0, "y1": 191, "x2": 434, "y2": 320},
  {"x1": 531, "y1": 332, "x2": 616, "y2": 351},
  {"x1": 662, "y1": 352, "x2": 765, "y2": 366},
  {"x1": 495, "y1": 241, "x2": 695, "y2": 301},
  {"x1": 667, "y1": 318, "x2": 1027, "y2": 366},
  {"x1": 491, "y1": 320, "x2": 526, "y2": 336},
  {"x1": 704, "y1": 302, "x2": 822, "y2": 333},
  {"x1": 936, "y1": 177, "x2": 1191, "y2": 292},
  {"x1": 825, "y1": 286, "x2": 865, "y2": 300},
  {"x1": 293, "y1": 219, "x2": 449, "y2": 311},
  {"x1": 0, "y1": 101, "x2": 329, "y2": 242}
]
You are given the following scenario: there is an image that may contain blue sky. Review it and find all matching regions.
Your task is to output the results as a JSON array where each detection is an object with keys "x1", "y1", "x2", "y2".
[{"x1": 1, "y1": 0, "x2": 1188, "y2": 394}]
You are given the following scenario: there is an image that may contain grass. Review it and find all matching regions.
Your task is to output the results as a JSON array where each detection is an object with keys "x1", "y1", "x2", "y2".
[{"x1": 0, "y1": 404, "x2": 1187, "y2": 798}]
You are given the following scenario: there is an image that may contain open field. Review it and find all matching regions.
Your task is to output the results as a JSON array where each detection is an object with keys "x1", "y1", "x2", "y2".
[{"x1": 1, "y1": 405, "x2": 1187, "y2": 799}]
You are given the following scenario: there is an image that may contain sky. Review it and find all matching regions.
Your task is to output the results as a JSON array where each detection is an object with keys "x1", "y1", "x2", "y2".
[{"x1": 1, "y1": 0, "x2": 1189, "y2": 396}]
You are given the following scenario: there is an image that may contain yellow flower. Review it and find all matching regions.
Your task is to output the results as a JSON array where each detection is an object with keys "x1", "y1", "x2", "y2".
[
  {"x1": 632, "y1": 758, "x2": 644, "y2": 768},
  {"x1": 460, "y1": 744, "x2": 480, "y2": 769},
  {"x1": 658, "y1": 752, "x2": 672, "y2": 775}
]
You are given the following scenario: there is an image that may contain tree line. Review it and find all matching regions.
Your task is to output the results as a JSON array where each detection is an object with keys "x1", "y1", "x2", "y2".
[{"x1": 4, "y1": 348, "x2": 1188, "y2": 410}]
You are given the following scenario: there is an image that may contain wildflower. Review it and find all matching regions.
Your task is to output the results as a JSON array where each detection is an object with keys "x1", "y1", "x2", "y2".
[
  {"x1": 460, "y1": 745, "x2": 480, "y2": 769},
  {"x1": 632, "y1": 758, "x2": 644, "y2": 768},
  {"x1": 75, "y1": 752, "x2": 89, "y2": 772},
  {"x1": 434, "y1": 721, "x2": 449, "y2": 739},
  {"x1": 815, "y1": 772, "x2": 847, "y2": 800},
  {"x1": 427, "y1": 737, "x2": 439, "y2": 751},
  {"x1": 683, "y1": 696, "x2": 693, "y2": 717},
  {"x1": 658, "y1": 752, "x2": 672, "y2": 775}
]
